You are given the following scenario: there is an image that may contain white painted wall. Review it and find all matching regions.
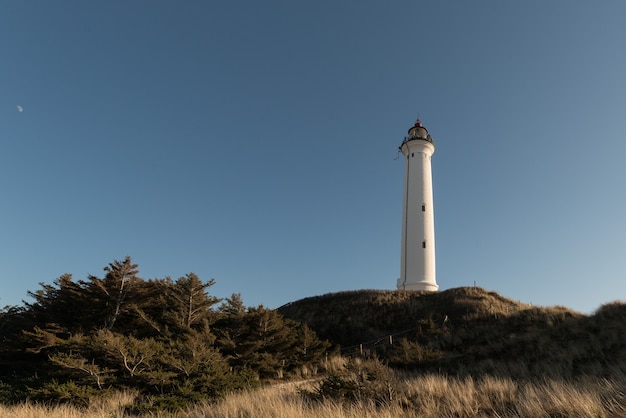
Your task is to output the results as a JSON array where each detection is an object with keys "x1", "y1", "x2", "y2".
[{"x1": 397, "y1": 129, "x2": 438, "y2": 291}]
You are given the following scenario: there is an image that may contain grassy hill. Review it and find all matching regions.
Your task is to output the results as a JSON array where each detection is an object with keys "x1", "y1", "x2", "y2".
[
  {"x1": 278, "y1": 286, "x2": 626, "y2": 379},
  {"x1": 3, "y1": 284, "x2": 626, "y2": 416}
]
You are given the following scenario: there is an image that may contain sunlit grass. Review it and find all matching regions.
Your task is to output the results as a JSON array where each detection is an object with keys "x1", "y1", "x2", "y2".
[
  {"x1": 3, "y1": 373, "x2": 625, "y2": 417},
  {"x1": 0, "y1": 390, "x2": 136, "y2": 418}
]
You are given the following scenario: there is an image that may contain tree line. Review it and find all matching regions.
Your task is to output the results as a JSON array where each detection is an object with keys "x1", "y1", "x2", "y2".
[{"x1": 0, "y1": 257, "x2": 331, "y2": 411}]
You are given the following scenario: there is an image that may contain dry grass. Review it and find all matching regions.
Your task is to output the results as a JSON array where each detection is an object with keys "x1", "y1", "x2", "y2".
[
  {"x1": 0, "y1": 390, "x2": 137, "y2": 418},
  {"x1": 401, "y1": 374, "x2": 626, "y2": 418},
  {"x1": 4, "y1": 373, "x2": 626, "y2": 417}
]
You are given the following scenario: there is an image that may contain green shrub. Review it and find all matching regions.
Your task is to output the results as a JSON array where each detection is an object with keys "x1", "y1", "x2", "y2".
[
  {"x1": 302, "y1": 358, "x2": 401, "y2": 406},
  {"x1": 25, "y1": 379, "x2": 105, "y2": 407}
]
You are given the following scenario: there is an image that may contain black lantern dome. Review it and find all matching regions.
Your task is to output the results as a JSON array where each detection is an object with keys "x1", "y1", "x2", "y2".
[{"x1": 400, "y1": 119, "x2": 434, "y2": 149}]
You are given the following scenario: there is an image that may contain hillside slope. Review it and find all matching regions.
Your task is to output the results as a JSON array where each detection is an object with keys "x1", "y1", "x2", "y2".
[
  {"x1": 278, "y1": 287, "x2": 541, "y2": 347},
  {"x1": 279, "y1": 287, "x2": 626, "y2": 378}
]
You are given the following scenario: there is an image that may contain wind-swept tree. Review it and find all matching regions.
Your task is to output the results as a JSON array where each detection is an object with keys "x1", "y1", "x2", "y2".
[
  {"x1": 215, "y1": 304, "x2": 330, "y2": 379},
  {"x1": 25, "y1": 274, "x2": 89, "y2": 331},
  {"x1": 164, "y1": 273, "x2": 221, "y2": 333},
  {"x1": 88, "y1": 257, "x2": 141, "y2": 331},
  {"x1": 1, "y1": 257, "x2": 330, "y2": 410}
]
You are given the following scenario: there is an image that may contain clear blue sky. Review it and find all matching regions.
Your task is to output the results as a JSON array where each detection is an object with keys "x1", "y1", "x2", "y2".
[{"x1": 2, "y1": 1, "x2": 625, "y2": 314}]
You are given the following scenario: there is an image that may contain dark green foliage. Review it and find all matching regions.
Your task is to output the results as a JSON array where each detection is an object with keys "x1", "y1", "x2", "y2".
[
  {"x1": 306, "y1": 371, "x2": 360, "y2": 402},
  {"x1": 302, "y1": 358, "x2": 400, "y2": 406},
  {"x1": 388, "y1": 338, "x2": 442, "y2": 368},
  {"x1": 0, "y1": 381, "x2": 18, "y2": 404},
  {"x1": 0, "y1": 258, "x2": 331, "y2": 410},
  {"x1": 215, "y1": 302, "x2": 331, "y2": 379},
  {"x1": 25, "y1": 379, "x2": 106, "y2": 407},
  {"x1": 150, "y1": 273, "x2": 222, "y2": 337}
]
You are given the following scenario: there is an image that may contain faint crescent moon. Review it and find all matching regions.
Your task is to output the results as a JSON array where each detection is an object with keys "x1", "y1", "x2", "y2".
[{"x1": 17, "y1": 105, "x2": 23, "y2": 112}]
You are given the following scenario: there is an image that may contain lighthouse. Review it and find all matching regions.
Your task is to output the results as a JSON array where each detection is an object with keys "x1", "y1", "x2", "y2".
[{"x1": 397, "y1": 119, "x2": 438, "y2": 291}]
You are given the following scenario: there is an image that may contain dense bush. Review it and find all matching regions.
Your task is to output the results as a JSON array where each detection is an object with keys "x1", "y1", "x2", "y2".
[
  {"x1": 301, "y1": 358, "x2": 401, "y2": 406},
  {"x1": 0, "y1": 257, "x2": 331, "y2": 410}
]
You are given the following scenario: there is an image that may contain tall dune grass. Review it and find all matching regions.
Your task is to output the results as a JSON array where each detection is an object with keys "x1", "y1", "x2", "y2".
[
  {"x1": 194, "y1": 374, "x2": 626, "y2": 418},
  {"x1": 0, "y1": 390, "x2": 136, "y2": 418},
  {"x1": 4, "y1": 373, "x2": 623, "y2": 417}
]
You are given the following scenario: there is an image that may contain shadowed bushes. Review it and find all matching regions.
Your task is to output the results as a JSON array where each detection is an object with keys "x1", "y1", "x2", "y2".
[
  {"x1": 301, "y1": 358, "x2": 401, "y2": 406},
  {"x1": 0, "y1": 258, "x2": 331, "y2": 411}
]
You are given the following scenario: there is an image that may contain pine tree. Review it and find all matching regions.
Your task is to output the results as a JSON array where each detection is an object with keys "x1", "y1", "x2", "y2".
[
  {"x1": 164, "y1": 273, "x2": 220, "y2": 333},
  {"x1": 25, "y1": 274, "x2": 88, "y2": 331},
  {"x1": 91, "y1": 257, "x2": 141, "y2": 331}
]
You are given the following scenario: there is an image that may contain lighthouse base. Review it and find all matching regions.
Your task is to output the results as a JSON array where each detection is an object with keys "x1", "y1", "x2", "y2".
[{"x1": 396, "y1": 278, "x2": 439, "y2": 292}]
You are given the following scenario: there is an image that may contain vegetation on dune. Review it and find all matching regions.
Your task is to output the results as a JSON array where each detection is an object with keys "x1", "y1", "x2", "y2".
[
  {"x1": 2, "y1": 259, "x2": 626, "y2": 415},
  {"x1": 1, "y1": 365, "x2": 626, "y2": 417},
  {"x1": 0, "y1": 257, "x2": 330, "y2": 412},
  {"x1": 279, "y1": 287, "x2": 626, "y2": 379},
  {"x1": 296, "y1": 357, "x2": 626, "y2": 417}
]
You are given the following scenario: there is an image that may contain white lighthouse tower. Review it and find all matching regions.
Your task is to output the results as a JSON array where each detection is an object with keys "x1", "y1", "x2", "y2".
[{"x1": 397, "y1": 119, "x2": 438, "y2": 291}]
